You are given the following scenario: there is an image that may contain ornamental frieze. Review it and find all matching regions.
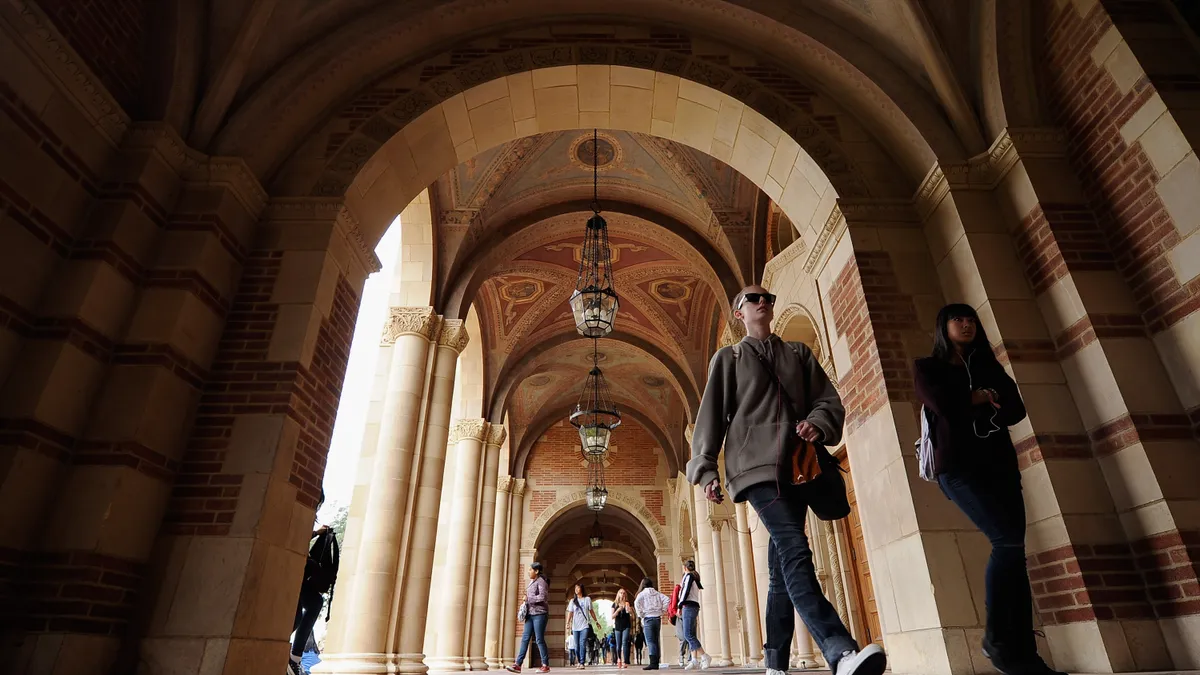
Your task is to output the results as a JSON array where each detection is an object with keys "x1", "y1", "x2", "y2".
[
  {"x1": 381, "y1": 307, "x2": 439, "y2": 344},
  {"x1": 448, "y1": 418, "x2": 488, "y2": 444},
  {"x1": 437, "y1": 318, "x2": 470, "y2": 353}
]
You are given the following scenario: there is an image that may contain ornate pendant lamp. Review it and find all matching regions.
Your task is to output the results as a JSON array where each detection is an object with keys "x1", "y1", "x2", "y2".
[
  {"x1": 589, "y1": 514, "x2": 604, "y2": 549},
  {"x1": 570, "y1": 340, "x2": 621, "y2": 462},
  {"x1": 569, "y1": 130, "x2": 619, "y2": 338},
  {"x1": 585, "y1": 457, "x2": 608, "y2": 512}
]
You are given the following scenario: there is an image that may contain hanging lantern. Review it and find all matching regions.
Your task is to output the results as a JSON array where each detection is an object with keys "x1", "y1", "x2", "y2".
[
  {"x1": 570, "y1": 345, "x2": 621, "y2": 461},
  {"x1": 589, "y1": 514, "x2": 604, "y2": 549},
  {"x1": 585, "y1": 459, "x2": 608, "y2": 512},
  {"x1": 569, "y1": 130, "x2": 619, "y2": 338}
]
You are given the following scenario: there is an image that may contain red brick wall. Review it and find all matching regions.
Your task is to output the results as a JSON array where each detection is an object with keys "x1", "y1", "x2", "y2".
[
  {"x1": 1039, "y1": 0, "x2": 1199, "y2": 334},
  {"x1": 38, "y1": 0, "x2": 147, "y2": 113},
  {"x1": 526, "y1": 421, "x2": 661, "y2": 487}
]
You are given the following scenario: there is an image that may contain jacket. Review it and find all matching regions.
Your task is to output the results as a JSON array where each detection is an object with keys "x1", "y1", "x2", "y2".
[
  {"x1": 912, "y1": 351, "x2": 1026, "y2": 477},
  {"x1": 523, "y1": 575, "x2": 549, "y2": 615},
  {"x1": 687, "y1": 335, "x2": 844, "y2": 501}
]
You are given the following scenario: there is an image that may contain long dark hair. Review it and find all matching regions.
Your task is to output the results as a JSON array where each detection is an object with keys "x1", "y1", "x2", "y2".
[
  {"x1": 684, "y1": 560, "x2": 703, "y2": 589},
  {"x1": 637, "y1": 577, "x2": 655, "y2": 594},
  {"x1": 530, "y1": 562, "x2": 544, "y2": 579},
  {"x1": 932, "y1": 303, "x2": 995, "y2": 363},
  {"x1": 574, "y1": 581, "x2": 588, "y2": 598}
]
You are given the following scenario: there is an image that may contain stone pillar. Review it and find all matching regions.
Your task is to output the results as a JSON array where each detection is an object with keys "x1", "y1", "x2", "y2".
[
  {"x1": 501, "y1": 480, "x2": 526, "y2": 663},
  {"x1": 391, "y1": 322, "x2": 468, "y2": 674},
  {"x1": 467, "y1": 425, "x2": 507, "y2": 670},
  {"x1": 428, "y1": 419, "x2": 488, "y2": 673},
  {"x1": 691, "y1": 487, "x2": 720, "y2": 656},
  {"x1": 484, "y1": 476, "x2": 515, "y2": 669},
  {"x1": 317, "y1": 308, "x2": 440, "y2": 675},
  {"x1": 709, "y1": 519, "x2": 734, "y2": 667},
  {"x1": 734, "y1": 504, "x2": 763, "y2": 665}
]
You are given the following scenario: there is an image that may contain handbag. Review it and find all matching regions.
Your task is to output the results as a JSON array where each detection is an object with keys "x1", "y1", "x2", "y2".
[
  {"x1": 744, "y1": 342, "x2": 850, "y2": 521},
  {"x1": 517, "y1": 602, "x2": 529, "y2": 622}
]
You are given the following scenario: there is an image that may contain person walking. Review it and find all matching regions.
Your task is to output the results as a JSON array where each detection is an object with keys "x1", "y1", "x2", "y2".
[
  {"x1": 567, "y1": 630, "x2": 576, "y2": 667},
  {"x1": 676, "y1": 561, "x2": 709, "y2": 670},
  {"x1": 612, "y1": 588, "x2": 634, "y2": 669},
  {"x1": 913, "y1": 303, "x2": 1064, "y2": 675},
  {"x1": 634, "y1": 629, "x2": 645, "y2": 665},
  {"x1": 634, "y1": 577, "x2": 670, "y2": 670},
  {"x1": 667, "y1": 582, "x2": 688, "y2": 668},
  {"x1": 289, "y1": 491, "x2": 339, "y2": 675},
  {"x1": 507, "y1": 562, "x2": 551, "y2": 673},
  {"x1": 567, "y1": 583, "x2": 599, "y2": 670},
  {"x1": 688, "y1": 285, "x2": 887, "y2": 675}
]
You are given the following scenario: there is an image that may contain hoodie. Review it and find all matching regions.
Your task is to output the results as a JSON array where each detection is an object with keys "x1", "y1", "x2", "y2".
[{"x1": 687, "y1": 335, "x2": 844, "y2": 501}]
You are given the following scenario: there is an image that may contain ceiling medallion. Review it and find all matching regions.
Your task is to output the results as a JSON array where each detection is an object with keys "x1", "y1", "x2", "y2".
[
  {"x1": 640, "y1": 374, "x2": 666, "y2": 387},
  {"x1": 569, "y1": 131, "x2": 623, "y2": 173}
]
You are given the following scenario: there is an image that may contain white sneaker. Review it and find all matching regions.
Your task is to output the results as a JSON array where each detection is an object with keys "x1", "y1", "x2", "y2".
[
  {"x1": 766, "y1": 669, "x2": 787, "y2": 675},
  {"x1": 683, "y1": 659, "x2": 696, "y2": 670},
  {"x1": 698, "y1": 655, "x2": 711, "y2": 670},
  {"x1": 834, "y1": 645, "x2": 886, "y2": 675}
]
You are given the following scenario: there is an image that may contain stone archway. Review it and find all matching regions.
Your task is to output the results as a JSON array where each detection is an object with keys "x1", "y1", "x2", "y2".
[{"x1": 528, "y1": 490, "x2": 669, "y2": 555}]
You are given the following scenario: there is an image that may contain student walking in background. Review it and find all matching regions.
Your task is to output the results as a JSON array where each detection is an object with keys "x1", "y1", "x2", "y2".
[
  {"x1": 612, "y1": 589, "x2": 634, "y2": 669},
  {"x1": 567, "y1": 583, "x2": 599, "y2": 670},
  {"x1": 507, "y1": 562, "x2": 550, "y2": 673},
  {"x1": 634, "y1": 577, "x2": 671, "y2": 670}
]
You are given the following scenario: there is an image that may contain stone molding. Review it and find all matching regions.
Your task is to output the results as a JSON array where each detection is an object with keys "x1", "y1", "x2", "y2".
[
  {"x1": 438, "y1": 318, "x2": 471, "y2": 353},
  {"x1": 381, "y1": 307, "x2": 438, "y2": 344},
  {"x1": 761, "y1": 233, "x2": 808, "y2": 292},
  {"x1": 4, "y1": 0, "x2": 130, "y2": 144},
  {"x1": 485, "y1": 423, "x2": 507, "y2": 448},
  {"x1": 449, "y1": 418, "x2": 489, "y2": 444},
  {"x1": 511, "y1": 478, "x2": 526, "y2": 497},
  {"x1": 497, "y1": 475, "x2": 514, "y2": 494},
  {"x1": 914, "y1": 127, "x2": 1067, "y2": 220},
  {"x1": 264, "y1": 198, "x2": 382, "y2": 273}
]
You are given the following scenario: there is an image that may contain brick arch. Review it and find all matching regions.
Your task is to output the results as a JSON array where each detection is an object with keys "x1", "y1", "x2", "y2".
[
  {"x1": 529, "y1": 491, "x2": 668, "y2": 554},
  {"x1": 512, "y1": 402, "x2": 680, "y2": 479},
  {"x1": 215, "y1": 2, "x2": 955, "y2": 189}
]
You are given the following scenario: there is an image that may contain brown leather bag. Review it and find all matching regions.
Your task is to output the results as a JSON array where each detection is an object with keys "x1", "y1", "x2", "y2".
[{"x1": 791, "y1": 438, "x2": 823, "y2": 485}]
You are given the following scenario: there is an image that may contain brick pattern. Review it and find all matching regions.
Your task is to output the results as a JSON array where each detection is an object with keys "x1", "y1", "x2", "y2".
[
  {"x1": 1028, "y1": 543, "x2": 1153, "y2": 624},
  {"x1": 1014, "y1": 433, "x2": 1092, "y2": 471},
  {"x1": 17, "y1": 550, "x2": 143, "y2": 635},
  {"x1": 829, "y1": 252, "x2": 920, "y2": 431},
  {"x1": 1088, "y1": 413, "x2": 1193, "y2": 456},
  {"x1": 526, "y1": 421, "x2": 660, "y2": 487},
  {"x1": 530, "y1": 490, "x2": 557, "y2": 520},
  {"x1": 1041, "y1": 1, "x2": 1200, "y2": 333},
  {"x1": 659, "y1": 562, "x2": 671, "y2": 593},
  {"x1": 1052, "y1": 313, "x2": 1147, "y2": 359},
  {"x1": 38, "y1": 0, "x2": 147, "y2": 113},
  {"x1": 1013, "y1": 204, "x2": 1118, "y2": 296},
  {"x1": 1136, "y1": 529, "x2": 1200, "y2": 617},
  {"x1": 640, "y1": 490, "x2": 665, "y2": 525}
]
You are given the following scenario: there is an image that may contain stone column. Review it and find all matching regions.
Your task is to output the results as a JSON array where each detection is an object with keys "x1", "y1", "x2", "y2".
[
  {"x1": 428, "y1": 419, "x2": 488, "y2": 673},
  {"x1": 318, "y1": 308, "x2": 440, "y2": 675},
  {"x1": 502, "y1": 480, "x2": 526, "y2": 663},
  {"x1": 734, "y1": 504, "x2": 763, "y2": 665},
  {"x1": 709, "y1": 519, "x2": 734, "y2": 667},
  {"x1": 391, "y1": 322, "x2": 468, "y2": 674},
  {"x1": 692, "y1": 487, "x2": 720, "y2": 655},
  {"x1": 467, "y1": 425, "x2": 507, "y2": 670},
  {"x1": 484, "y1": 476, "x2": 515, "y2": 669}
]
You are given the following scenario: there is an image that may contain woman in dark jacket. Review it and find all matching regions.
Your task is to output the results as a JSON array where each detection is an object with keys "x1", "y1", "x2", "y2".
[{"x1": 913, "y1": 304, "x2": 1062, "y2": 675}]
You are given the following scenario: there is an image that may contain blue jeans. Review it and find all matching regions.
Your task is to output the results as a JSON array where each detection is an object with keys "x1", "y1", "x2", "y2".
[
  {"x1": 679, "y1": 603, "x2": 702, "y2": 651},
  {"x1": 746, "y1": 482, "x2": 858, "y2": 669},
  {"x1": 614, "y1": 628, "x2": 630, "y2": 663},
  {"x1": 938, "y1": 471, "x2": 1035, "y2": 655},
  {"x1": 573, "y1": 628, "x2": 589, "y2": 665},
  {"x1": 642, "y1": 616, "x2": 662, "y2": 659},
  {"x1": 516, "y1": 613, "x2": 549, "y2": 666}
]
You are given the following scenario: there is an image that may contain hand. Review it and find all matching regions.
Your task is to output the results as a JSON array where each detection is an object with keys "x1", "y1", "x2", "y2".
[
  {"x1": 971, "y1": 389, "x2": 1000, "y2": 408},
  {"x1": 795, "y1": 421, "x2": 822, "y2": 442},
  {"x1": 704, "y1": 479, "x2": 724, "y2": 504},
  {"x1": 316, "y1": 524, "x2": 330, "y2": 534}
]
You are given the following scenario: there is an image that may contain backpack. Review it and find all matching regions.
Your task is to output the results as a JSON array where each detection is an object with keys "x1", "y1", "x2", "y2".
[
  {"x1": 304, "y1": 530, "x2": 340, "y2": 619},
  {"x1": 915, "y1": 405, "x2": 936, "y2": 482}
]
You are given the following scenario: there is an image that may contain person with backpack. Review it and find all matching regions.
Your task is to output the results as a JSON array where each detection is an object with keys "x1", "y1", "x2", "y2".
[
  {"x1": 913, "y1": 304, "x2": 1063, "y2": 675},
  {"x1": 675, "y1": 561, "x2": 709, "y2": 670},
  {"x1": 507, "y1": 562, "x2": 550, "y2": 673},
  {"x1": 687, "y1": 285, "x2": 886, "y2": 675},
  {"x1": 567, "y1": 583, "x2": 599, "y2": 670},
  {"x1": 290, "y1": 491, "x2": 339, "y2": 675},
  {"x1": 633, "y1": 577, "x2": 670, "y2": 670}
]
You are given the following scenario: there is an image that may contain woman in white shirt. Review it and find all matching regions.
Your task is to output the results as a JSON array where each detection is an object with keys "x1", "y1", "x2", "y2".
[
  {"x1": 567, "y1": 582, "x2": 599, "y2": 670},
  {"x1": 633, "y1": 577, "x2": 671, "y2": 670}
]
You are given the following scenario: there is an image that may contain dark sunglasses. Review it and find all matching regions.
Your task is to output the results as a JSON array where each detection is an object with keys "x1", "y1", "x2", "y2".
[{"x1": 737, "y1": 292, "x2": 776, "y2": 309}]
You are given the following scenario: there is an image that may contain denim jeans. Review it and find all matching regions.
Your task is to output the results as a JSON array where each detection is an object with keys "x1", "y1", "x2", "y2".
[
  {"x1": 573, "y1": 629, "x2": 589, "y2": 665},
  {"x1": 679, "y1": 603, "x2": 702, "y2": 651},
  {"x1": 615, "y1": 628, "x2": 630, "y2": 663},
  {"x1": 516, "y1": 613, "x2": 549, "y2": 665},
  {"x1": 746, "y1": 482, "x2": 858, "y2": 669},
  {"x1": 642, "y1": 616, "x2": 662, "y2": 659},
  {"x1": 938, "y1": 470, "x2": 1035, "y2": 655}
]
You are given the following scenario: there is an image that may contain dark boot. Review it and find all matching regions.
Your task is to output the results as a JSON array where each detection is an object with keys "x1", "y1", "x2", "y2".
[
  {"x1": 983, "y1": 635, "x2": 1065, "y2": 675},
  {"x1": 643, "y1": 656, "x2": 659, "y2": 670}
]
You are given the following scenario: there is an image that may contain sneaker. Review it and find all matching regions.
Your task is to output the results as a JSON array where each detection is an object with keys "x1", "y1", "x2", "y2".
[
  {"x1": 698, "y1": 654, "x2": 711, "y2": 670},
  {"x1": 505, "y1": 666, "x2": 521, "y2": 674},
  {"x1": 683, "y1": 659, "x2": 696, "y2": 671},
  {"x1": 766, "y1": 670, "x2": 788, "y2": 675},
  {"x1": 539, "y1": 667, "x2": 551, "y2": 673},
  {"x1": 834, "y1": 645, "x2": 886, "y2": 675}
]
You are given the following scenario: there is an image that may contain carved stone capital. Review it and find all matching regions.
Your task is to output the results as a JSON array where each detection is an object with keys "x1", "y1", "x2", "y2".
[
  {"x1": 512, "y1": 478, "x2": 527, "y2": 497},
  {"x1": 449, "y1": 418, "x2": 488, "y2": 444},
  {"x1": 485, "y1": 423, "x2": 507, "y2": 448},
  {"x1": 498, "y1": 475, "x2": 514, "y2": 494},
  {"x1": 382, "y1": 307, "x2": 438, "y2": 344},
  {"x1": 438, "y1": 318, "x2": 470, "y2": 353}
]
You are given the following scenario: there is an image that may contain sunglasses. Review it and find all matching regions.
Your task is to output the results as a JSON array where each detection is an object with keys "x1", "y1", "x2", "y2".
[{"x1": 737, "y1": 292, "x2": 776, "y2": 309}]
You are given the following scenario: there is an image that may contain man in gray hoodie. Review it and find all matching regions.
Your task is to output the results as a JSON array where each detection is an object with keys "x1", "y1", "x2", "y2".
[{"x1": 686, "y1": 285, "x2": 886, "y2": 675}]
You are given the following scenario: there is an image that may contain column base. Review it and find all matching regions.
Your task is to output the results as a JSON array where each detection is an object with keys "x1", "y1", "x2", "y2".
[
  {"x1": 467, "y1": 656, "x2": 489, "y2": 670},
  {"x1": 425, "y1": 655, "x2": 470, "y2": 674},
  {"x1": 312, "y1": 653, "x2": 427, "y2": 675},
  {"x1": 484, "y1": 657, "x2": 505, "y2": 670},
  {"x1": 710, "y1": 658, "x2": 734, "y2": 667}
]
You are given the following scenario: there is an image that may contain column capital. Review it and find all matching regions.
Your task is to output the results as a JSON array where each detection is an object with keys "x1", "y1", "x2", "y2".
[
  {"x1": 497, "y1": 475, "x2": 514, "y2": 494},
  {"x1": 438, "y1": 318, "x2": 470, "y2": 353},
  {"x1": 382, "y1": 307, "x2": 439, "y2": 344},
  {"x1": 449, "y1": 418, "x2": 488, "y2": 444},
  {"x1": 511, "y1": 478, "x2": 527, "y2": 497},
  {"x1": 485, "y1": 423, "x2": 507, "y2": 448}
]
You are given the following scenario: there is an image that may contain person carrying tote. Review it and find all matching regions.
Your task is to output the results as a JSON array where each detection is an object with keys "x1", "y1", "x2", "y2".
[
  {"x1": 913, "y1": 304, "x2": 1064, "y2": 675},
  {"x1": 566, "y1": 583, "x2": 599, "y2": 670},
  {"x1": 507, "y1": 562, "x2": 551, "y2": 673},
  {"x1": 687, "y1": 285, "x2": 886, "y2": 675},
  {"x1": 633, "y1": 577, "x2": 670, "y2": 671}
]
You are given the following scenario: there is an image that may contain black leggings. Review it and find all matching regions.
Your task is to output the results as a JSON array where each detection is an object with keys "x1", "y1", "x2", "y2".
[{"x1": 292, "y1": 586, "x2": 324, "y2": 657}]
